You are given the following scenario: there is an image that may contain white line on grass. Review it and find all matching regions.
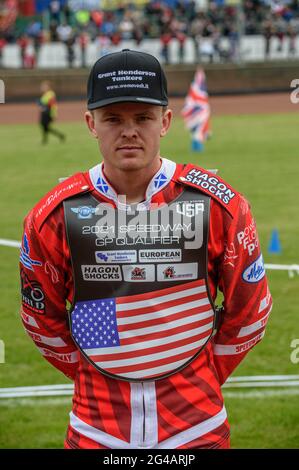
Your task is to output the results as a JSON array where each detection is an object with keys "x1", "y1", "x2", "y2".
[
  {"x1": 265, "y1": 263, "x2": 299, "y2": 272},
  {"x1": 0, "y1": 384, "x2": 74, "y2": 393},
  {"x1": 0, "y1": 238, "x2": 21, "y2": 248},
  {"x1": 223, "y1": 381, "x2": 299, "y2": 388},
  {"x1": 0, "y1": 390, "x2": 74, "y2": 398},
  {"x1": 227, "y1": 375, "x2": 299, "y2": 382},
  {"x1": 1, "y1": 375, "x2": 299, "y2": 399},
  {"x1": 0, "y1": 397, "x2": 72, "y2": 407},
  {"x1": 223, "y1": 389, "x2": 299, "y2": 399},
  {"x1": 1, "y1": 390, "x2": 299, "y2": 406}
]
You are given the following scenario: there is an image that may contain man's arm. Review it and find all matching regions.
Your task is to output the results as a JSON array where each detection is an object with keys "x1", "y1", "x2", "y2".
[
  {"x1": 19, "y1": 206, "x2": 79, "y2": 381},
  {"x1": 212, "y1": 196, "x2": 272, "y2": 385}
]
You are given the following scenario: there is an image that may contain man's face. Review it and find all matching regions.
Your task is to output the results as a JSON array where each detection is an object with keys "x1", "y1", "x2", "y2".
[{"x1": 85, "y1": 102, "x2": 172, "y2": 173}]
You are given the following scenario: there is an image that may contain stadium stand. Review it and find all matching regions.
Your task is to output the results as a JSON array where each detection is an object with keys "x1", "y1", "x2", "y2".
[{"x1": 0, "y1": 0, "x2": 299, "y2": 67}]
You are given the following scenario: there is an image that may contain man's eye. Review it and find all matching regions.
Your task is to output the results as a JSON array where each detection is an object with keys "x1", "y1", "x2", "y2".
[
  {"x1": 106, "y1": 117, "x2": 119, "y2": 123},
  {"x1": 138, "y1": 116, "x2": 150, "y2": 121}
]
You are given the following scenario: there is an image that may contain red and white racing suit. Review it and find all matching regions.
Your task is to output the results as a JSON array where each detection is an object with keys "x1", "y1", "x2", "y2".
[{"x1": 19, "y1": 158, "x2": 272, "y2": 449}]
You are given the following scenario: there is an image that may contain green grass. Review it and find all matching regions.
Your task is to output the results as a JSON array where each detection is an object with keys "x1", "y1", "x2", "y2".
[{"x1": 0, "y1": 113, "x2": 298, "y2": 448}]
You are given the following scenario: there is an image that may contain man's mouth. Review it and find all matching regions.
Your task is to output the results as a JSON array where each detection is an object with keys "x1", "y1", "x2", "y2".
[{"x1": 117, "y1": 146, "x2": 142, "y2": 150}]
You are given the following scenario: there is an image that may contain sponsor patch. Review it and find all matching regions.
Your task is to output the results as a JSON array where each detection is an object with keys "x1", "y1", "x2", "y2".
[
  {"x1": 95, "y1": 250, "x2": 137, "y2": 264},
  {"x1": 44, "y1": 261, "x2": 59, "y2": 284},
  {"x1": 182, "y1": 168, "x2": 235, "y2": 205},
  {"x1": 82, "y1": 265, "x2": 122, "y2": 281},
  {"x1": 122, "y1": 265, "x2": 155, "y2": 282},
  {"x1": 237, "y1": 219, "x2": 259, "y2": 256},
  {"x1": 178, "y1": 165, "x2": 239, "y2": 217},
  {"x1": 19, "y1": 233, "x2": 42, "y2": 271},
  {"x1": 21, "y1": 269, "x2": 45, "y2": 315},
  {"x1": 71, "y1": 206, "x2": 96, "y2": 219},
  {"x1": 242, "y1": 254, "x2": 265, "y2": 283},
  {"x1": 223, "y1": 241, "x2": 238, "y2": 268},
  {"x1": 139, "y1": 249, "x2": 181, "y2": 263},
  {"x1": 157, "y1": 263, "x2": 198, "y2": 281},
  {"x1": 38, "y1": 347, "x2": 79, "y2": 363}
]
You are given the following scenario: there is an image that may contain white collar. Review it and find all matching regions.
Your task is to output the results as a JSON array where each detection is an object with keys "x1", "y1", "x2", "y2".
[{"x1": 89, "y1": 158, "x2": 176, "y2": 210}]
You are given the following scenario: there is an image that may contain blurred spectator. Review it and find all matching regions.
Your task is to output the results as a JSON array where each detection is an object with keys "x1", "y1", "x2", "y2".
[
  {"x1": 212, "y1": 25, "x2": 226, "y2": 62},
  {"x1": 17, "y1": 34, "x2": 29, "y2": 68},
  {"x1": 57, "y1": 21, "x2": 73, "y2": 43},
  {"x1": 200, "y1": 37, "x2": 215, "y2": 63},
  {"x1": 49, "y1": 0, "x2": 61, "y2": 23},
  {"x1": 110, "y1": 31, "x2": 122, "y2": 46},
  {"x1": 190, "y1": 13, "x2": 205, "y2": 62},
  {"x1": 160, "y1": 27, "x2": 172, "y2": 64},
  {"x1": 91, "y1": 10, "x2": 104, "y2": 29},
  {"x1": 78, "y1": 31, "x2": 89, "y2": 68},
  {"x1": 262, "y1": 17, "x2": 274, "y2": 58},
  {"x1": 101, "y1": 12, "x2": 116, "y2": 37},
  {"x1": 0, "y1": 0, "x2": 17, "y2": 36},
  {"x1": 49, "y1": 20, "x2": 59, "y2": 42},
  {"x1": 287, "y1": 23, "x2": 297, "y2": 55},
  {"x1": 133, "y1": 26, "x2": 143, "y2": 46},
  {"x1": 75, "y1": 9, "x2": 90, "y2": 29},
  {"x1": 96, "y1": 33, "x2": 111, "y2": 57},
  {"x1": 174, "y1": 19, "x2": 187, "y2": 63},
  {"x1": 228, "y1": 25, "x2": 240, "y2": 62},
  {"x1": 273, "y1": 12, "x2": 286, "y2": 51},
  {"x1": 119, "y1": 11, "x2": 134, "y2": 39},
  {"x1": 0, "y1": 35, "x2": 6, "y2": 67},
  {"x1": 66, "y1": 35, "x2": 75, "y2": 68},
  {"x1": 57, "y1": 21, "x2": 75, "y2": 68},
  {"x1": 23, "y1": 38, "x2": 36, "y2": 69},
  {"x1": 62, "y1": 1, "x2": 72, "y2": 24},
  {"x1": 26, "y1": 20, "x2": 43, "y2": 63}
]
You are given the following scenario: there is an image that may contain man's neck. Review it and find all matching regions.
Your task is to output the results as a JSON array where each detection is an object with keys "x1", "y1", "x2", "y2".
[{"x1": 103, "y1": 159, "x2": 162, "y2": 204}]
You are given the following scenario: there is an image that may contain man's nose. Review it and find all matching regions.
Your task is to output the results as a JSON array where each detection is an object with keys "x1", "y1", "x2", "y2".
[{"x1": 120, "y1": 120, "x2": 138, "y2": 138}]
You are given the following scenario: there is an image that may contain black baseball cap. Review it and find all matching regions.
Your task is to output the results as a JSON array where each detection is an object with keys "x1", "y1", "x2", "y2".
[{"x1": 87, "y1": 49, "x2": 168, "y2": 110}]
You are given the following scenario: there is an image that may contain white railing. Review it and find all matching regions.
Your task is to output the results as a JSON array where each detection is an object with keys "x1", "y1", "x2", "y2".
[{"x1": 2, "y1": 35, "x2": 299, "y2": 68}]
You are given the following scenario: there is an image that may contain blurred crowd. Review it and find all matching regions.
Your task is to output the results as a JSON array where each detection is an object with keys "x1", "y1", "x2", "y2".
[{"x1": 0, "y1": 0, "x2": 299, "y2": 68}]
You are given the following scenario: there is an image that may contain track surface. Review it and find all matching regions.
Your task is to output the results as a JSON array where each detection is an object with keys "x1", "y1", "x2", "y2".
[{"x1": 0, "y1": 93, "x2": 295, "y2": 125}]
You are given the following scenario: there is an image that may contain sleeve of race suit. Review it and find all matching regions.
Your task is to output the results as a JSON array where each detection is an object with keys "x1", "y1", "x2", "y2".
[
  {"x1": 19, "y1": 206, "x2": 79, "y2": 381},
  {"x1": 212, "y1": 196, "x2": 273, "y2": 385}
]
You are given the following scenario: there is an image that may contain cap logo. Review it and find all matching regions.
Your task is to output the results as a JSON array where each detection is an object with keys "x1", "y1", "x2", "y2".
[{"x1": 98, "y1": 70, "x2": 156, "y2": 81}]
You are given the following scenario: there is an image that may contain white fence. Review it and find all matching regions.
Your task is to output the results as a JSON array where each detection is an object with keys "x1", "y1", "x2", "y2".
[{"x1": 2, "y1": 35, "x2": 299, "y2": 68}]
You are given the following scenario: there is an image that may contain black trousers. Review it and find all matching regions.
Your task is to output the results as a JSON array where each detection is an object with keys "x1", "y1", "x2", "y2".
[{"x1": 40, "y1": 112, "x2": 64, "y2": 143}]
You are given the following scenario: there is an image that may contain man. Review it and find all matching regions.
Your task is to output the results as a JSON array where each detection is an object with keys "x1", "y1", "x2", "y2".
[
  {"x1": 20, "y1": 49, "x2": 272, "y2": 449},
  {"x1": 38, "y1": 80, "x2": 65, "y2": 144}
]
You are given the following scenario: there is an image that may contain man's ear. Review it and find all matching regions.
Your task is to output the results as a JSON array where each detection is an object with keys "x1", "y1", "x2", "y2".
[
  {"x1": 160, "y1": 108, "x2": 173, "y2": 137},
  {"x1": 85, "y1": 111, "x2": 98, "y2": 138}
]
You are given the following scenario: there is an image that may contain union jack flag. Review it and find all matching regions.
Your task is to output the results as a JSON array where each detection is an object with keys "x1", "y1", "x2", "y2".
[
  {"x1": 181, "y1": 68, "x2": 211, "y2": 151},
  {"x1": 71, "y1": 279, "x2": 215, "y2": 380}
]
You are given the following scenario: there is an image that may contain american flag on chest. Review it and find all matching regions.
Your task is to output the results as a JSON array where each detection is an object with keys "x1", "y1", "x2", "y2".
[{"x1": 71, "y1": 279, "x2": 215, "y2": 380}]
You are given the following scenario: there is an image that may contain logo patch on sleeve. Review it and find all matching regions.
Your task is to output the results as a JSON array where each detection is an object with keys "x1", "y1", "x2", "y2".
[
  {"x1": 242, "y1": 254, "x2": 265, "y2": 283},
  {"x1": 177, "y1": 164, "x2": 239, "y2": 217},
  {"x1": 21, "y1": 269, "x2": 45, "y2": 314}
]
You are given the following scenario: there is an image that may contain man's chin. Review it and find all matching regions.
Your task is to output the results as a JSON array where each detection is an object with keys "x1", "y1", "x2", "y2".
[
  {"x1": 118, "y1": 156, "x2": 145, "y2": 171},
  {"x1": 119, "y1": 162, "x2": 144, "y2": 172}
]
